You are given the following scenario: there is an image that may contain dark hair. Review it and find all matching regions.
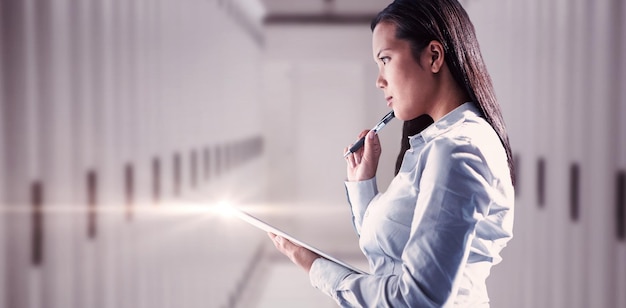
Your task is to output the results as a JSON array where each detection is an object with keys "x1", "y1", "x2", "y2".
[{"x1": 372, "y1": 0, "x2": 515, "y2": 186}]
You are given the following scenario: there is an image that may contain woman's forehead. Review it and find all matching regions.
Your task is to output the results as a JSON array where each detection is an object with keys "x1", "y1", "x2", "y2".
[
  {"x1": 372, "y1": 22, "x2": 397, "y2": 50},
  {"x1": 372, "y1": 22, "x2": 412, "y2": 58}
]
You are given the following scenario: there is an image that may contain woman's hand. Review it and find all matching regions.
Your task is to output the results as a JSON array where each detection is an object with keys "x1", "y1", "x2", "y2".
[
  {"x1": 268, "y1": 233, "x2": 320, "y2": 273},
  {"x1": 345, "y1": 130, "x2": 382, "y2": 182}
]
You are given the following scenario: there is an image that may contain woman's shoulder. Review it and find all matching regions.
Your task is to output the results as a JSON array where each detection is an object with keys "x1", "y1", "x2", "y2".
[
  {"x1": 421, "y1": 117, "x2": 508, "y2": 177},
  {"x1": 426, "y1": 116, "x2": 498, "y2": 153}
]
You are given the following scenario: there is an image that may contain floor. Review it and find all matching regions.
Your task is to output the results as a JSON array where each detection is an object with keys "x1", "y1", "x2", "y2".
[{"x1": 255, "y1": 262, "x2": 337, "y2": 308}]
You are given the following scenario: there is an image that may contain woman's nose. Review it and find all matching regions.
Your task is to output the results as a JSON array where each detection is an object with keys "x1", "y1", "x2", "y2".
[{"x1": 376, "y1": 72, "x2": 386, "y2": 89}]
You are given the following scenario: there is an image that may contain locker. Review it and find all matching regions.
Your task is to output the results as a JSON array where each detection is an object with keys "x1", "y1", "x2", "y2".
[
  {"x1": 110, "y1": 1, "x2": 133, "y2": 307},
  {"x1": 617, "y1": 0, "x2": 626, "y2": 306},
  {"x1": 2, "y1": 0, "x2": 43, "y2": 307},
  {"x1": 151, "y1": 3, "x2": 167, "y2": 305},
  {"x1": 565, "y1": 1, "x2": 588, "y2": 307},
  {"x1": 507, "y1": 1, "x2": 526, "y2": 306},
  {"x1": 33, "y1": 0, "x2": 80, "y2": 307},
  {"x1": 515, "y1": 2, "x2": 536, "y2": 306},
  {"x1": 529, "y1": 0, "x2": 547, "y2": 306},
  {"x1": 95, "y1": 0, "x2": 126, "y2": 306},
  {"x1": 548, "y1": 0, "x2": 570, "y2": 306},
  {"x1": 587, "y1": 0, "x2": 619, "y2": 307},
  {"x1": 0, "y1": 0, "x2": 6, "y2": 305},
  {"x1": 133, "y1": 1, "x2": 151, "y2": 308},
  {"x1": 74, "y1": 0, "x2": 104, "y2": 306}
]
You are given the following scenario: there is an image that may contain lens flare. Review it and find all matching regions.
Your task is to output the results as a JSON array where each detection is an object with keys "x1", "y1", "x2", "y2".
[{"x1": 214, "y1": 200, "x2": 235, "y2": 218}]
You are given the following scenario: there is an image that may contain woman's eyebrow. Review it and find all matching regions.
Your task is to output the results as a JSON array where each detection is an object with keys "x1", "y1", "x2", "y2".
[{"x1": 376, "y1": 48, "x2": 392, "y2": 58}]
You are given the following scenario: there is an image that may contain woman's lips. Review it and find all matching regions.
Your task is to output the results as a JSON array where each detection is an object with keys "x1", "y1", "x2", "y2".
[{"x1": 386, "y1": 96, "x2": 393, "y2": 106}]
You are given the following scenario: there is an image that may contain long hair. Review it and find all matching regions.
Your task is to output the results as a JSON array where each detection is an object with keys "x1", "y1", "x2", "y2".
[{"x1": 372, "y1": 0, "x2": 515, "y2": 186}]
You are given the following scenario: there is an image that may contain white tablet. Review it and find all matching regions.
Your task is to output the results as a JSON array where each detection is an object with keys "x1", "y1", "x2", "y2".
[{"x1": 231, "y1": 207, "x2": 369, "y2": 275}]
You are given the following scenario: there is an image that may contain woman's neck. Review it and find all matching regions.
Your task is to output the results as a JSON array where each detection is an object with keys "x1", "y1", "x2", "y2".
[{"x1": 426, "y1": 67, "x2": 469, "y2": 122}]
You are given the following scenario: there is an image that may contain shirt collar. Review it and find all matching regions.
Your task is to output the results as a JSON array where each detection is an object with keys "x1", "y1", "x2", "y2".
[{"x1": 408, "y1": 102, "x2": 482, "y2": 146}]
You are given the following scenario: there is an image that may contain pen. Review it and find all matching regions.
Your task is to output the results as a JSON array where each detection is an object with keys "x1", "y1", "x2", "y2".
[{"x1": 343, "y1": 110, "x2": 395, "y2": 157}]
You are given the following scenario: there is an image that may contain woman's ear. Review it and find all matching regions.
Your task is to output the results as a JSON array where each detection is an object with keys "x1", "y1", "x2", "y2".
[{"x1": 427, "y1": 40, "x2": 445, "y2": 73}]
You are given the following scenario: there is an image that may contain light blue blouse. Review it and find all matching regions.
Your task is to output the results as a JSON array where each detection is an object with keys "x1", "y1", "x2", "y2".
[{"x1": 309, "y1": 102, "x2": 514, "y2": 307}]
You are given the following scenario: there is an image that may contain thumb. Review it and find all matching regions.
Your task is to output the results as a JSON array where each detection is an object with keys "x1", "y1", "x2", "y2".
[{"x1": 364, "y1": 130, "x2": 382, "y2": 159}]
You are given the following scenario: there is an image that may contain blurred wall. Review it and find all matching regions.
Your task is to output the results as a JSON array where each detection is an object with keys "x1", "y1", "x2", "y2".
[
  {"x1": 1, "y1": 0, "x2": 267, "y2": 307},
  {"x1": 262, "y1": 24, "x2": 403, "y2": 206}
]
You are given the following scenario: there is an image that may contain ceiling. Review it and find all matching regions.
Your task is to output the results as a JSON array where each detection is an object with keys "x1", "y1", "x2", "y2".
[{"x1": 262, "y1": 0, "x2": 390, "y2": 25}]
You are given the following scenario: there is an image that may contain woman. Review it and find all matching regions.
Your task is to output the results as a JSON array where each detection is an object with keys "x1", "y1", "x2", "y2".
[{"x1": 269, "y1": 0, "x2": 515, "y2": 306}]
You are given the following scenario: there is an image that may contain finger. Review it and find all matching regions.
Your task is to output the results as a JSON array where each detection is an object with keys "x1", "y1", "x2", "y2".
[
  {"x1": 269, "y1": 232, "x2": 286, "y2": 249},
  {"x1": 269, "y1": 233, "x2": 279, "y2": 246},
  {"x1": 345, "y1": 147, "x2": 356, "y2": 168},
  {"x1": 270, "y1": 234, "x2": 286, "y2": 251},
  {"x1": 364, "y1": 130, "x2": 381, "y2": 158},
  {"x1": 272, "y1": 233, "x2": 296, "y2": 247},
  {"x1": 367, "y1": 130, "x2": 379, "y2": 146},
  {"x1": 354, "y1": 129, "x2": 370, "y2": 156}
]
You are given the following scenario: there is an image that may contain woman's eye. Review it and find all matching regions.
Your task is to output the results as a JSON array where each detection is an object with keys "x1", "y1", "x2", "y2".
[{"x1": 379, "y1": 57, "x2": 390, "y2": 65}]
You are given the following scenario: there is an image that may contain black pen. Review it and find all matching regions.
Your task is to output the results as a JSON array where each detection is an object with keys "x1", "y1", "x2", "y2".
[{"x1": 343, "y1": 110, "x2": 395, "y2": 158}]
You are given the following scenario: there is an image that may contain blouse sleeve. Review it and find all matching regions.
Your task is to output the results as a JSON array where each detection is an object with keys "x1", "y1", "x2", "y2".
[
  {"x1": 344, "y1": 177, "x2": 379, "y2": 236},
  {"x1": 310, "y1": 141, "x2": 496, "y2": 307}
]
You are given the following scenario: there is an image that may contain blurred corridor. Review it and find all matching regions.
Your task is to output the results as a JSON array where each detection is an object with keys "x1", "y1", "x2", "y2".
[{"x1": 1, "y1": 0, "x2": 625, "y2": 307}]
